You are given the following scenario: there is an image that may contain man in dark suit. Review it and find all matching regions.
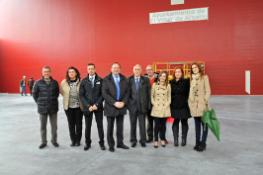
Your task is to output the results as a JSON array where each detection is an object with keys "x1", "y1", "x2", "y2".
[
  {"x1": 79, "y1": 63, "x2": 105, "y2": 151},
  {"x1": 144, "y1": 65, "x2": 158, "y2": 142},
  {"x1": 128, "y1": 64, "x2": 151, "y2": 148},
  {"x1": 102, "y1": 62, "x2": 130, "y2": 152}
]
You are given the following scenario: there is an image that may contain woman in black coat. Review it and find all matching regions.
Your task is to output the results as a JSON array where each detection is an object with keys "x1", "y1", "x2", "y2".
[{"x1": 170, "y1": 67, "x2": 191, "y2": 147}]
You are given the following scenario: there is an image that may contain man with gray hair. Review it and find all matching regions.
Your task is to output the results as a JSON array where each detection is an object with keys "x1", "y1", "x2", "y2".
[
  {"x1": 32, "y1": 66, "x2": 60, "y2": 149},
  {"x1": 128, "y1": 64, "x2": 151, "y2": 147}
]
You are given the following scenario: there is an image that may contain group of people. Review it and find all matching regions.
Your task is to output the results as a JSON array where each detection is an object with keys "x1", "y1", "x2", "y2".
[
  {"x1": 20, "y1": 76, "x2": 35, "y2": 96},
  {"x1": 32, "y1": 62, "x2": 211, "y2": 153}
]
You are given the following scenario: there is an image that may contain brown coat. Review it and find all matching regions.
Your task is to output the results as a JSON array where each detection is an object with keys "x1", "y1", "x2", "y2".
[
  {"x1": 60, "y1": 79, "x2": 83, "y2": 110},
  {"x1": 151, "y1": 82, "x2": 171, "y2": 118},
  {"x1": 188, "y1": 74, "x2": 211, "y2": 117}
]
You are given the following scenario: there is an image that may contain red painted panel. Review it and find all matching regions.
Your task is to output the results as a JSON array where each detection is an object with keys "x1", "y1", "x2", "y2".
[{"x1": 0, "y1": 0, "x2": 262, "y2": 94}]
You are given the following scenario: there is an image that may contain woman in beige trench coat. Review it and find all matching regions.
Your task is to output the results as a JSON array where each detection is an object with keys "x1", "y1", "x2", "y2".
[
  {"x1": 151, "y1": 71, "x2": 171, "y2": 148},
  {"x1": 188, "y1": 63, "x2": 211, "y2": 152}
]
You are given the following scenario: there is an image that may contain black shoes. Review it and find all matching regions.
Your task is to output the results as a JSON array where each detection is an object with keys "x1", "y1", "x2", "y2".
[
  {"x1": 39, "y1": 143, "x2": 47, "y2": 149},
  {"x1": 84, "y1": 143, "x2": 105, "y2": 151},
  {"x1": 146, "y1": 138, "x2": 153, "y2": 143},
  {"x1": 131, "y1": 142, "x2": 137, "y2": 148},
  {"x1": 52, "y1": 142, "x2": 59, "y2": 147},
  {"x1": 181, "y1": 138, "x2": 187, "y2": 147},
  {"x1": 70, "y1": 142, "x2": 75, "y2": 147},
  {"x1": 39, "y1": 142, "x2": 58, "y2": 149},
  {"x1": 117, "y1": 144, "x2": 129, "y2": 149},
  {"x1": 131, "y1": 142, "x2": 146, "y2": 148},
  {"x1": 100, "y1": 145, "x2": 106, "y2": 151},
  {"x1": 109, "y1": 147, "x2": 115, "y2": 152},
  {"x1": 174, "y1": 139, "x2": 179, "y2": 147},
  {"x1": 141, "y1": 142, "x2": 146, "y2": 147},
  {"x1": 71, "y1": 141, "x2": 80, "y2": 147},
  {"x1": 84, "y1": 145, "x2": 91, "y2": 151},
  {"x1": 194, "y1": 142, "x2": 206, "y2": 152},
  {"x1": 200, "y1": 142, "x2": 206, "y2": 151}
]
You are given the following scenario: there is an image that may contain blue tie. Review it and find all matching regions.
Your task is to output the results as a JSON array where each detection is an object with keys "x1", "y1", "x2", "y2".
[
  {"x1": 135, "y1": 78, "x2": 140, "y2": 91},
  {"x1": 114, "y1": 75, "x2": 120, "y2": 101}
]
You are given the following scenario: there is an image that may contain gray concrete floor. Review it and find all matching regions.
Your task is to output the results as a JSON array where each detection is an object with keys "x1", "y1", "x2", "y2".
[{"x1": 0, "y1": 94, "x2": 262, "y2": 175}]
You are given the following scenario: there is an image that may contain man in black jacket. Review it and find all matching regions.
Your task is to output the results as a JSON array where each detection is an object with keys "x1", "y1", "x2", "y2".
[
  {"x1": 79, "y1": 63, "x2": 105, "y2": 151},
  {"x1": 32, "y1": 66, "x2": 60, "y2": 149},
  {"x1": 128, "y1": 64, "x2": 151, "y2": 148},
  {"x1": 102, "y1": 62, "x2": 130, "y2": 152}
]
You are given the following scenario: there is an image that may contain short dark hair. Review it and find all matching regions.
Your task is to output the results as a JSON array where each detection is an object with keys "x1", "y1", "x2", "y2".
[
  {"x1": 87, "y1": 63, "x2": 95, "y2": 68},
  {"x1": 111, "y1": 62, "x2": 121, "y2": 68},
  {"x1": 42, "y1": 65, "x2": 51, "y2": 70},
  {"x1": 66, "y1": 66, "x2": 81, "y2": 81}
]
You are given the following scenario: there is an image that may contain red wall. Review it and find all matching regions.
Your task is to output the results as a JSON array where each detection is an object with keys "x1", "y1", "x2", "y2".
[{"x1": 0, "y1": 0, "x2": 263, "y2": 94}]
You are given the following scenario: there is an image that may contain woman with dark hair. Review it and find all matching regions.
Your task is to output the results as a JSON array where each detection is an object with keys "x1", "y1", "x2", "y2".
[
  {"x1": 188, "y1": 63, "x2": 211, "y2": 152},
  {"x1": 60, "y1": 66, "x2": 83, "y2": 147},
  {"x1": 151, "y1": 71, "x2": 171, "y2": 148},
  {"x1": 170, "y1": 67, "x2": 191, "y2": 147}
]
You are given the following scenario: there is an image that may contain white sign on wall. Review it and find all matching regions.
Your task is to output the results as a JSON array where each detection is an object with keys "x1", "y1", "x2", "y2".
[
  {"x1": 171, "y1": 0, "x2": 184, "y2": 5},
  {"x1": 245, "y1": 70, "x2": 251, "y2": 94},
  {"x1": 149, "y1": 7, "x2": 209, "y2": 24}
]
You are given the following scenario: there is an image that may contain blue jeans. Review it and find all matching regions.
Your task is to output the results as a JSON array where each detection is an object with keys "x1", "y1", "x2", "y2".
[
  {"x1": 194, "y1": 117, "x2": 208, "y2": 144},
  {"x1": 21, "y1": 86, "x2": 26, "y2": 95}
]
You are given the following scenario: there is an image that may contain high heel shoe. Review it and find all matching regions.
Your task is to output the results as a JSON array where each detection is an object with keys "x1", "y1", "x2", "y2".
[
  {"x1": 153, "y1": 141, "x2": 158, "y2": 148},
  {"x1": 161, "y1": 140, "x2": 166, "y2": 147}
]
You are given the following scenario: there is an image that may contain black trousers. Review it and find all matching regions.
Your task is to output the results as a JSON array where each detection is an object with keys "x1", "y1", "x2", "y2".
[
  {"x1": 194, "y1": 117, "x2": 208, "y2": 144},
  {"x1": 107, "y1": 115, "x2": 124, "y2": 148},
  {"x1": 147, "y1": 111, "x2": 154, "y2": 140},
  {"x1": 163, "y1": 118, "x2": 167, "y2": 140},
  {"x1": 154, "y1": 118, "x2": 166, "y2": 141},
  {"x1": 65, "y1": 108, "x2": 83, "y2": 144},
  {"x1": 130, "y1": 111, "x2": 146, "y2": 144},
  {"x1": 84, "y1": 110, "x2": 104, "y2": 146},
  {"x1": 172, "y1": 118, "x2": 189, "y2": 140},
  {"x1": 29, "y1": 87, "x2": 33, "y2": 95}
]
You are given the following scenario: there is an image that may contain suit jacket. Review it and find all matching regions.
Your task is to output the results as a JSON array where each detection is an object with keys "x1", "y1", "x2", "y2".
[
  {"x1": 102, "y1": 73, "x2": 130, "y2": 117},
  {"x1": 79, "y1": 74, "x2": 104, "y2": 113},
  {"x1": 128, "y1": 75, "x2": 151, "y2": 114}
]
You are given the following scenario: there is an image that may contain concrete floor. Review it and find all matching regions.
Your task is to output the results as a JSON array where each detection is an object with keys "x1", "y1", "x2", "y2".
[{"x1": 0, "y1": 94, "x2": 262, "y2": 175}]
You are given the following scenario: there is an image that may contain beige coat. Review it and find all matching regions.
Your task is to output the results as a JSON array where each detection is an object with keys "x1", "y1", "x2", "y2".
[
  {"x1": 60, "y1": 79, "x2": 82, "y2": 110},
  {"x1": 188, "y1": 74, "x2": 211, "y2": 117},
  {"x1": 151, "y1": 82, "x2": 171, "y2": 118}
]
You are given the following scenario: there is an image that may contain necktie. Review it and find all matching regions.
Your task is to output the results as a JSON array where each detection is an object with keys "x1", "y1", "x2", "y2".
[
  {"x1": 114, "y1": 75, "x2": 120, "y2": 101},
  {"x1": 90, "y1": 77, "x2": 94, "y2": 88},
  {"x1": 135, "y1": 78, "x2": 140, "y2": 91}
]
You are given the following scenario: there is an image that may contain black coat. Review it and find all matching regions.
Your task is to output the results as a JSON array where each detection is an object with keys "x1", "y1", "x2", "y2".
[
  {"x1": 102, "y1": 73, "x2": 130, "y2": 117},
  {"x1": 128, "y1": 76, "x2": 151, "y2": 114},
  {"x1": 170, "y1": 78, "x2": 191, "y2": 119},
  {"x1": 79, "y1": 74, "x2": 104, "y2": 113},
  {"x1": 32, "y1": 77, "x2": 59, "y2": 114}
]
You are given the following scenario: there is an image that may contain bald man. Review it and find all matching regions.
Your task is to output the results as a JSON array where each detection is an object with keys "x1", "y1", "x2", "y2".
[
  {"x1": 128, "y1": 64, "x2": 151, "y2": 147},
  {"x1": 102, "y1": 62, "x2": 130, "y2": 152}
]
